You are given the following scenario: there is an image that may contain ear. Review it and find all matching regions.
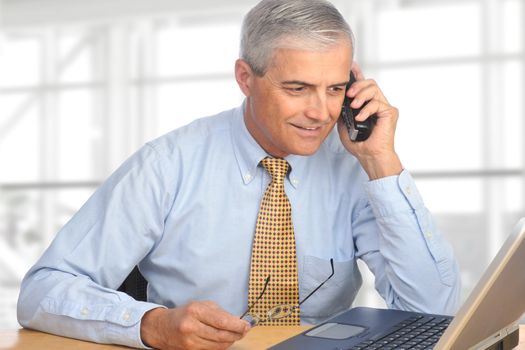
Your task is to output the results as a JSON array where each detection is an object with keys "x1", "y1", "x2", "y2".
[{"x1": 235, "y1": 59, "x2": 255, "y2": 97}]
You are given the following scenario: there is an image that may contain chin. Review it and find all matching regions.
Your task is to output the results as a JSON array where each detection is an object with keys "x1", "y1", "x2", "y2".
[{"x1": 288, "y1": 145, "x2": 322, "y2": 156}]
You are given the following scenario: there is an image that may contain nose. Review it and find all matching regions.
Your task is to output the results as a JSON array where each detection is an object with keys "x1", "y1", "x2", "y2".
[{"x1": 304, "y1": 91, "x2": 330, "y2": 122}]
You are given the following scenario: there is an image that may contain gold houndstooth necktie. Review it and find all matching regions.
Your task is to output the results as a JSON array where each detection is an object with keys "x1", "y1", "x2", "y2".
[{"x1": 248, "y1": 157, "x2": 300, "y2": 326}]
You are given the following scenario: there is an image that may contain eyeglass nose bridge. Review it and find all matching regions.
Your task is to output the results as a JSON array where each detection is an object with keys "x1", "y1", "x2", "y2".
[
  {"x1": 242, "y1": 303, "x2": 299, "y2": 327},
  {"x1": 267, "y1": 304, "x2": 297, "y2": 320}
]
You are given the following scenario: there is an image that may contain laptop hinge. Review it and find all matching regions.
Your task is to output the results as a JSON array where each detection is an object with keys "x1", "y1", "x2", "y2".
[{"x1": 468, "y1": 323, "x2": 519, "y2": 350}]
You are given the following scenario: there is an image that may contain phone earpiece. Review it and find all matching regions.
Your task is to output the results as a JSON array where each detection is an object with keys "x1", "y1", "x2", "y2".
[{"x1": 340, "y1": 72, "x2": 377, "y2": 142}]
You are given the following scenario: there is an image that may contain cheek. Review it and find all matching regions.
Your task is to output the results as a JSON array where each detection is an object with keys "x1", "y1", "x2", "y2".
[
  {"x1": 262, "y1": 96, "x2": 301, "y2": 127},
  {"x1": 329, "y1": 98, "x2": 344, "y2": 119},
  {"x1": 256, "y1": 88, "x2": 290, "y2": 115},
  {"x1": 276, "y1": 96, "x2": 308, "y2": 120}
]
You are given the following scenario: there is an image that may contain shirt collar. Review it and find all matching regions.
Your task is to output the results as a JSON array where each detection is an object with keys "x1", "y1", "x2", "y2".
[
  {"x1": 231, "y1": 101, "x2": 268, "y2": 185},
  {"x1": 284, "y1": 154, "x2": 308, "y2": 189},
  {"x1": 230, "y1": 100, "x2": 311, "y2": 189}
]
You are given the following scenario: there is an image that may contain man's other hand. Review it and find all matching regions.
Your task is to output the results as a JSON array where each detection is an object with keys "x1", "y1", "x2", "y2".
[{"x1": 140, "y1": 301, "x2": 251, "y2": 350}]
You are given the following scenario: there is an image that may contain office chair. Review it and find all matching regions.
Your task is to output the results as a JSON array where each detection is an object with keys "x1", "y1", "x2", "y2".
[{"x1": 118, "y1": 266, "x2": 148, "y2": 302}]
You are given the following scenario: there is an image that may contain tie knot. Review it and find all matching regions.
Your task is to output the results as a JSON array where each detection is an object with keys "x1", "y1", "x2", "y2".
[{"x1": 261, "y1": 157, "x2": 289, "y2": 184}]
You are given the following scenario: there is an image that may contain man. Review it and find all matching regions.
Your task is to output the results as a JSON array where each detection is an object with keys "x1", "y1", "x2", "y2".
[{"x1": 17, "y1": 0, "x2": 460, "y2": 349}]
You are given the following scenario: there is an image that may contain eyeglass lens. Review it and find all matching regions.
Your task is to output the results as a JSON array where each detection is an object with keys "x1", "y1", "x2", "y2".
[{"x1": 241, "y1": 258, "x2": 334, "y2": 326}]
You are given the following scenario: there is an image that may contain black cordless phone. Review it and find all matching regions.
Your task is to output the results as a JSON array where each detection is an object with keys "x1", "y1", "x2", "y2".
[{"x1": 340, "y1": 72, "x2": 377, "y2": 142}]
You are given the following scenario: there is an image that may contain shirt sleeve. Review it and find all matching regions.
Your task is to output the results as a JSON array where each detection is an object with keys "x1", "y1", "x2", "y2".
[
  {"x1": 17, "y1": 144, "x2": 175, "y2": 348},
  {"x1": 353, "y1": 169, "x2": 461, "y2": 315}
]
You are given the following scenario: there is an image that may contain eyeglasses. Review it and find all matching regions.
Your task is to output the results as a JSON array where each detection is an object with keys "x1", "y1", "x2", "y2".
[{"x1": 241, "y1": 258, "x2": 334, "y2": 326}]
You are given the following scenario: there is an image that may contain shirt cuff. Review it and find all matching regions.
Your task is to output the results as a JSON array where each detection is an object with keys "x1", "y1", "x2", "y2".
[
  {"x1": 104, "y1": 301, "x2": 166, "y2": 349},
  {"x1": 364, "y1": 169, "x2": 424, "y2": 218}
]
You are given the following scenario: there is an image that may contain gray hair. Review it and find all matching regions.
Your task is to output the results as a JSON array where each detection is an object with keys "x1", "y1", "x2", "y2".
[{"x1": 240, "y1": 0, "x2": 354, "y2": 76}]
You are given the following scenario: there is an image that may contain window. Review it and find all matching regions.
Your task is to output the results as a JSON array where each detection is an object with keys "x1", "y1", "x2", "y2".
[
  {"x1": 350, "y1": 0, "x2": 524, "y2": 308},
  {"x1": 0, "y1": 0, "x2": 523, "y2": 329}
]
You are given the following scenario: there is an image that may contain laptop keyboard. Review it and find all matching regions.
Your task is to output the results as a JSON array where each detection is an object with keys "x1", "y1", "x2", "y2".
[{"x1": 346, "y1": 315, "x2": 451, "y2": 350}]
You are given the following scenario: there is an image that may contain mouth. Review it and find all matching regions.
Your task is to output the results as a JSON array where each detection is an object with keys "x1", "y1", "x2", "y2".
[
  {"x1": 291, "y1": 123, "x2": 323, "y2": 131},
  {"x1": 290, "y1": 123, "x2": 326, "y2": 138}
]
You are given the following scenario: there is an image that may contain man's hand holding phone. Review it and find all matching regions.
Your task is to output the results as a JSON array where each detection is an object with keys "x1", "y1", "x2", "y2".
[
  {"x1": 337, "y1": 64, "x2": 403, "y2": 180},
  {"x1": 140, "y1": 301, "x2": 251, "y2": 350}
]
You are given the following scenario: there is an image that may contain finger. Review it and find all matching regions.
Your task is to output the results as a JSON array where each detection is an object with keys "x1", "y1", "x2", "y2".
[
  {"x1": 201, "y1": 300, "x2": 221, "y2": 310},
  {"x1": 178, "y1": 303, "x2": 248, "y2": 346},
  {"x1": 196, "y1": 320, "x2": 247, "y2": 343},
  {"x1": 355, "y1": 99, "x2": 397, "y2": 122},
  {"x1": 350, "y1": 80, "x2": 389, "y2": 109},
  {"x1": 351, "y1": 61, "x2": 365, "y2": 81},
  {"x1": 202, "y1": 301, "x2": 251, "y2": 331},
  {"x1": 193, "y1": 302, "x2": 250, "y2": 335},
  {"x1": 347, "y1": 78, "x2": 376, "y2": 99}
]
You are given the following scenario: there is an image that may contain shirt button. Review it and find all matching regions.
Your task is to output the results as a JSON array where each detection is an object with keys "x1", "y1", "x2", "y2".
[
  {"x1": 123, "y1": 312, "x2": 130, "y2": 321},
  {"x1": 426, "y1": 231, "x2": 433, "y2": 239},
  {"x1": 405, "y1": 186, "x2": 412, "y2": 195},
  {"x1": 292, "y1": 178, "x2": 299, "y2": 185},
  {"x1": 244, "y1": 173, "x2": 252, "y2": 181},
  {"x1": 80, "y1": 307, "x2": 89, "y2": 316}
]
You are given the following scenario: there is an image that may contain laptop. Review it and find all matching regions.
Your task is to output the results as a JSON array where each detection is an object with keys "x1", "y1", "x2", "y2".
[{"x1": 270, "y1": 218, "x2": 525, "y2": 350}]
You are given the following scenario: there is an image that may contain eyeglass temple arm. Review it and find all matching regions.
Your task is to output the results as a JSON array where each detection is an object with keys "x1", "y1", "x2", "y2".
[
  {"x1": 240, "y1": 275, "x2": 271, "y2": 319},
  {"x1": 298, "y1": 258, "x2": 334, "y2": 307}
]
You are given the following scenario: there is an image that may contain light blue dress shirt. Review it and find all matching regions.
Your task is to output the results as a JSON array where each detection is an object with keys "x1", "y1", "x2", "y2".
[{"x1": 18, "y1": 103, "x2": 460, "y2": 348}]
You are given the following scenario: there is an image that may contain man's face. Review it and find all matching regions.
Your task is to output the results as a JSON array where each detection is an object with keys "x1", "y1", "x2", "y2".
[{"x1": 241, "y1": 41, "x2": 352, "y2": 158}]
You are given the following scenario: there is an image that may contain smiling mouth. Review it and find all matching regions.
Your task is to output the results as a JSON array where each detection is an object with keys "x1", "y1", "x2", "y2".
[{"x1": 291, "y1": 124, "x2": 323, "y2": 131}]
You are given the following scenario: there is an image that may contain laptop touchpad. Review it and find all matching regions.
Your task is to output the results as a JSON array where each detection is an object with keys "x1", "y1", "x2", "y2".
[{"x1": 305, "y1": 323, "x2": 366, "y2": 340}]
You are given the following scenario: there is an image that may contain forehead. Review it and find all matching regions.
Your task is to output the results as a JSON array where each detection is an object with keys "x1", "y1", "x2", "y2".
[{"x1": 267, "y1": 41, "x2": 352, "y2": 81}]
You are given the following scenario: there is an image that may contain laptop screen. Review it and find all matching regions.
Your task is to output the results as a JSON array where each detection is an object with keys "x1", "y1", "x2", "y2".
[{"x1": 436, "y1": 218, "x2": 525, "y2": 349}]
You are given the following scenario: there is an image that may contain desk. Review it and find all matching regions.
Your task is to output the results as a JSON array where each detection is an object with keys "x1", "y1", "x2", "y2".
[{"x1": 1, "y1": 326, "x2": 525, "y2": 350}]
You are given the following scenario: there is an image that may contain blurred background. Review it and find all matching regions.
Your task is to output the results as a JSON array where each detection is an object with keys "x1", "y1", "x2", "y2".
[{"x1": 0, "y1": 0, "x2": 523, "y2": 330}]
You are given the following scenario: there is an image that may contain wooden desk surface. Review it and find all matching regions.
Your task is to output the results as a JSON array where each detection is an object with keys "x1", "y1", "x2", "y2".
[{"x1": 1, "y1": 326, "x2": 524, "y2": 350}]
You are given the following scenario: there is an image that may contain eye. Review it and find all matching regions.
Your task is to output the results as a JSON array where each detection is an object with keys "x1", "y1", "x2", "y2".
[
  {"x1": 328, "y1": 86, "x2": 345, "y2": 94},
  {"x1": 286, "y1": 86, "x2": 306, "y2": 93}
]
